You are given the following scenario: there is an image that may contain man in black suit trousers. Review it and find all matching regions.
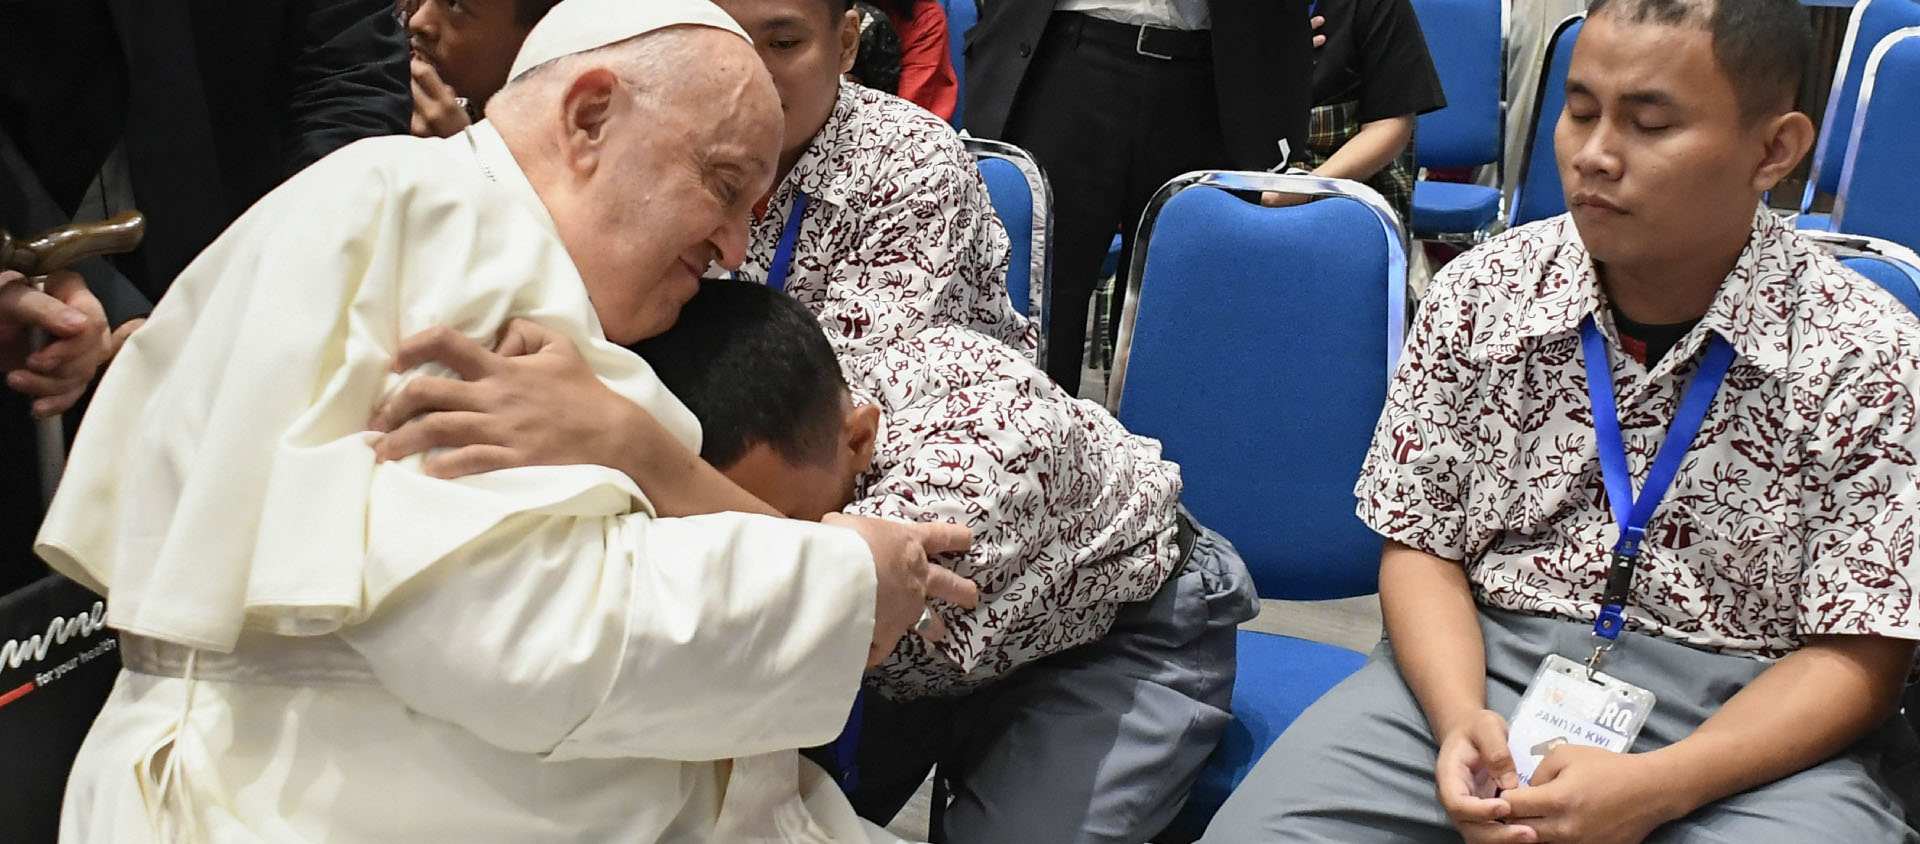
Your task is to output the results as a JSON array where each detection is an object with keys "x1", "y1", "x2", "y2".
[{"x1": 965, "y1": 0, "x2": 1313, "y2": 395}]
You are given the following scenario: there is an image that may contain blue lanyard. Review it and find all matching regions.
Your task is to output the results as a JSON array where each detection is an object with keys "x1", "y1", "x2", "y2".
[
  {"x1": 767, "y1": 192, "x2": 809, "y2": 293},
  {"x1": 1580, "y1": 315, "x2": 1735, "y2": 642}
]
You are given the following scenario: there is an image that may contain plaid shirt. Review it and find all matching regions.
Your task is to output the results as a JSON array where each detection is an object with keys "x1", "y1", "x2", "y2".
[{"x1": 1303, "y1": 99, "x2": 1415, "y2": 226}]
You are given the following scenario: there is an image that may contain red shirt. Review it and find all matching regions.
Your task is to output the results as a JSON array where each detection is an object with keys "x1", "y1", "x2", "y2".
[{"x1": 884, "y1": 3, "x2": 958, "y2": 122}]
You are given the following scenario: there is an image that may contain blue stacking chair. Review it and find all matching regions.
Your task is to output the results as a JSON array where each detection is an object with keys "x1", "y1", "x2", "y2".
[
  {"x1": 1798, "y1": 0, "x2": 1920, "y2": 231},
  {"x1": 944, "y1": 0, "x2": 976, "y2": 130},
  {"x1": 965, "y1": 137, "x2": 1054, "y2": 364},
  {"x1": 1408, "y1": 0, "x2": 1507, "y2": 242},
  {"x1": 1101, "y1": 234, "x2": 1125, "y2": 280},
  {"x1": 1831, "y1": 27, "x2": 1920, "y2": 252},
  {"x1": 1508, "y1": 13, "x2": 1582, "y2": 229},
  {"x1": 1106, "y1": 171, "x2": 1408, "y2": 839},
  {"x1": 1806, "y1": 230, "x2": 1920, "y2": 315}
]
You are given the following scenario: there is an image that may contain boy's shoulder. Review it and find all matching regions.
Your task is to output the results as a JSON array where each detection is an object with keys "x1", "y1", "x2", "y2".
[
  {"x1": 1414, "y1": 215, "x2": 1587, "y2": 359},
  {"x1": 830, "y1": 83, "x2": 975, "y2": 174}
]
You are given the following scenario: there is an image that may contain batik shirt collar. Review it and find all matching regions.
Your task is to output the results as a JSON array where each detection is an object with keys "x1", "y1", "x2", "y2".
[{"x1": 1494, "y1": 205, "x2": 1795, "y2": 381}]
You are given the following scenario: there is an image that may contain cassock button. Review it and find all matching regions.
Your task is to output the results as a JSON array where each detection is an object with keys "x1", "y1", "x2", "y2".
[{"x1": 1019, "y1": 43, "x2": 1033, "y2": 58}]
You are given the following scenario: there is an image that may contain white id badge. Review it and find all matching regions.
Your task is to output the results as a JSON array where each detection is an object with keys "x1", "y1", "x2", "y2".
[{"x1": 1506, "y1": 654, "x2": 1655, "y2": 785}]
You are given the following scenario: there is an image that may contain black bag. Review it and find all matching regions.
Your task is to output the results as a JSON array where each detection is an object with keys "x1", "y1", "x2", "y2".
[{"x1": 0, "y1": 571, "x2": 118, "y2": 844}]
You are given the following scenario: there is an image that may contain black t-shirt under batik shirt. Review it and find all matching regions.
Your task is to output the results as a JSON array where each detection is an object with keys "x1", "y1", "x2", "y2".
[{"x1": 1611, "y1": 304, "x2": 1701, "y2": 367}]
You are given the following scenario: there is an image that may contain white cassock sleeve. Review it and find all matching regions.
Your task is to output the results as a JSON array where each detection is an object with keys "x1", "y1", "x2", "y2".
[{"x1": 340, "y1": 479, "x2": 877, "y2": 762}]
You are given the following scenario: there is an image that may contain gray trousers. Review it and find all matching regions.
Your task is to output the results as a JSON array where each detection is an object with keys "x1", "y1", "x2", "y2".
[
  {"x1": 1201, "y1": 607, "x2": 1919, "y2": 844},
  {"x1": 848, "y1": 522, "x2": 1260, "y2": 844}
]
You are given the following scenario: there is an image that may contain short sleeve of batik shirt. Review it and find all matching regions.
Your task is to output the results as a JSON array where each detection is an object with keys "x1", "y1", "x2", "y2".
[
  {"x1": 1797, "y1": 345, "x2": 1920, "y2": 641},
  {"x1": 845, "y1": 328, "x2": 1179, "y2": 684},
  {"x1": 840, "y1": 151, "x2": 1034, "y2": 356},
  {"x1": 1352, "y1": 258, "x2": 1485, "y2": 561}
]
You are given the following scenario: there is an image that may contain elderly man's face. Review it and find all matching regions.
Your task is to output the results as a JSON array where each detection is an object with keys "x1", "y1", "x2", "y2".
[
  {"x1": 570, "y1": 33, "x2": 783, "y2": 344},
  {"x1": 716, "y1": 0, "x2": 861, "y2": 170},
  {"x1": 1554, "y1": 15, "x2": 1776, "y2": 272}
]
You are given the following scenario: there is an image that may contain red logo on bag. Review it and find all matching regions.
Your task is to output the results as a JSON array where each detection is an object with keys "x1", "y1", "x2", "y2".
[{"x1": 0, "y1": 679, "x2": 34, "y2": 709}]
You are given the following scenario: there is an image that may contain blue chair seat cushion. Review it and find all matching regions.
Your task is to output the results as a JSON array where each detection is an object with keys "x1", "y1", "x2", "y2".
[
  {"x1": 1796, "y1": 212, "x2": 1833, "y2": 232},
  {"x1": 1411, "y1": 181, "x2": 1500, "y2": 234},
  {"x1": 1165, "y1": 630, "x2": 1370, "y2": 838},
  {"x1": 1842, "y1": 256, "x2": 1920, "y2": 315}
]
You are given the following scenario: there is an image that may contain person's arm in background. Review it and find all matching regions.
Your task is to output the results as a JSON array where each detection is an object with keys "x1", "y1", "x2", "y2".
[
  {"x1": 1264, "y1": 114, "x2": 1415, "y2": 204},
  {"x1": 1311, "y1": 115, "x2": 1414, "y2": 183},
  {"x1": 1333, "y1": 0, "x2": 1440, "y2": 184},
  {"x1": 410, "y1": 57, "x2": 472, "y2": 139},
  {"x1": 889, "y1": 2, "x2": 958, "y2": 122},
  {"x1": 0, "y1": 270, "x2": 112, "y2": 417},
  {"x1": 0, "y1": 126, "x2": 148, "y2": 367},
  {"x1": 281, "y1": 0, "x2": 411, "y2": 176}
]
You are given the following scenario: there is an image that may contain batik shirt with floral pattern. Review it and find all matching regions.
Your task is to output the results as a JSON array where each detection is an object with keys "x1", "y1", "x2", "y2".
[
  {"x1": 732, "y1": 81, "x2": 1035, "y2": 367},
  {"x1": 726, "y1": 83, "x2": 1126, "y2": 696},
  {"x1": 848, "y1": 326, "x2": 1184, "y2": 698},
  {"x1": 1357, "y1": 208, "x2": 1920, "y2": 660}
]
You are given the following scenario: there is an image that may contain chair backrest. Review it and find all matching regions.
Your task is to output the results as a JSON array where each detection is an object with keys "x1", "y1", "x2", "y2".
[
  {"x1": 966, "y1": 137, "x2": 1053, "y2": 364},
  {"x1": 1806, "y1": 230, "x2": 1920, "y2": 315},
  {"x1": 1509, "y1": 14, "x2": 1582, "y2": 228},
  {"x1": 1411, "y1": 0, "x2": 1506, "y2": 170},
  {"x1": 1803, "y1": 0, "x2": 1920, "y2": 213},
  {"x1": 1833, "y1": 28, "x2": 1920, "y2": 251},
  {"x1": 1108, "y1": 172, "x2": 1407, "y2": 600},
  {"x1": 945, "y1": 0, "x2": 977, "y2": 129},
  {"x1": 1844, "y1": 255, "x2": 1920, "y2": 314}
]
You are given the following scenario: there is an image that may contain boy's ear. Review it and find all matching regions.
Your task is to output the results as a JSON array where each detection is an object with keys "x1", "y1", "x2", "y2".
[
  {"x1": 844, "y1": 402, "x2": 881, "y2": 475},
  {"x1": 839, "y1": 7, "x2": 862, "y2": 75},
  {"x1": 1751, "y1": 110, "x2": 1815, "y2": 193}
]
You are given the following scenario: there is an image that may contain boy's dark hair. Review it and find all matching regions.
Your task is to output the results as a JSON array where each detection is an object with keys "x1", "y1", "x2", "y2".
[
  {"x1": 1587, "y1": 0, "x2": 1812, "y2": 122},
  {"x1": 628, "y1": 279, "x2": 848, "y2": 469},
  {"x1": 515, "y1": 0, "x2": 564, "y2": 28}
]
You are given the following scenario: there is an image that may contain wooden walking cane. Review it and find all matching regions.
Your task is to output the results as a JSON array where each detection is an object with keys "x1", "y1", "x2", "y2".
[{"x1": 0, "y1": 210, "x2": 147, "y2": 505}]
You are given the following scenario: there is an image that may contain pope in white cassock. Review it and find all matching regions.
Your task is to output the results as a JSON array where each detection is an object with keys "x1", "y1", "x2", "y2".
[{"x1": 32, "y1": 1, "x2": 976, "y2": 841}]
